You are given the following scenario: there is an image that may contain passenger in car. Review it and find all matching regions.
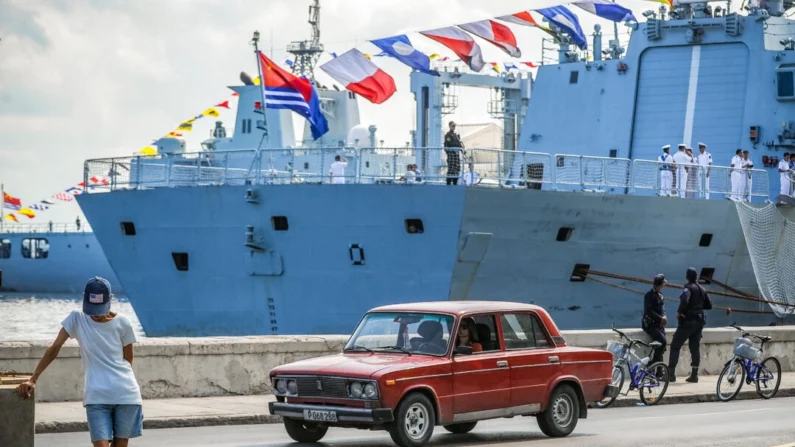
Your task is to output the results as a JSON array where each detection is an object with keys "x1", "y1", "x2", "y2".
[{"x1": 455, "y1": 317, "x2": 483, "y2": 352}]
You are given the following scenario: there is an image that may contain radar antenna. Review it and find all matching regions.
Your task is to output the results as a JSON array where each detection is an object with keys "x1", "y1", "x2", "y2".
[{"x1": 287, "y1": 0, "x2": 324, "y2": 80}]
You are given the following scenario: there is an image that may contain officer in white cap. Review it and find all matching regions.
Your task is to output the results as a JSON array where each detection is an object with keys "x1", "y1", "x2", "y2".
[
  {"x1": 672, "y1": 143, "x2": 690, "y2": 198},
  {"x1": 657, "y1": 145, "x2": 674, "y2": 196},
  {"x1": 696, "y1": 143, "x2": 712, "y2": 199}
]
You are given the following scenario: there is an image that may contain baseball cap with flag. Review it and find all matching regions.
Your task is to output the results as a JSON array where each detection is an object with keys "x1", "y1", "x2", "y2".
[{"x1": 83, "y1": 277, "x2": 112, "y2": 316}]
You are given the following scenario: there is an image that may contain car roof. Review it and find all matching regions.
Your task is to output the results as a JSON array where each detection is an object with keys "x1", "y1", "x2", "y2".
[{"x1": 368, "y1": 301, "x2": 545, "y2": 316}]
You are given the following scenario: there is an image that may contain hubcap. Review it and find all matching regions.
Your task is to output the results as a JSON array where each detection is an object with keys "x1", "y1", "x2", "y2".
[
  {"x1": 404, "y1": 403, "x2": 428, "y2": 440},
  {"x1": 552, "y1": 394, "x2": 574, "y2": 428}
]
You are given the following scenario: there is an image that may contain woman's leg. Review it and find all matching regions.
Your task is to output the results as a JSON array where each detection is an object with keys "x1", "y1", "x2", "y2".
[{"x1": 111, "y1": 439, "x2": 129, "y2": 447}]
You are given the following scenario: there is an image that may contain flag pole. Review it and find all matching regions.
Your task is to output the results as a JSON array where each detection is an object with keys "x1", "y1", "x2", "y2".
[
  {"x1": 1, "y1": 183, "x2": 4, "y2": 233},
  {"x1": 251, "y1": 31, "x2": 271, "y2": 152}
]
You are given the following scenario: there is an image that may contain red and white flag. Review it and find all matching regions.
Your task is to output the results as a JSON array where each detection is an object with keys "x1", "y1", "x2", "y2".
[
  {"x1": 420, "y1": 27, "x2": 485, "y2": 72},
  {"x1": 54, "y1": 192, "x2": 74, "y2": 202},
  {"x1": 458, "y1": 20, "x2": 521, "y2": 58},
  {"x1": 319, "y1": 49, "x2": 397, "y2": 104},
  {"x1": 496, "y1": 11, "x2": 559, "y2": 41}
]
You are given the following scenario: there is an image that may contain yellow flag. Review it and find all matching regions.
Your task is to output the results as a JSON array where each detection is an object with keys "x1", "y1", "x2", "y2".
[
  {"x1": 202, "y1": 107, "x2": 220, "y2": 118},
  {"x1": 177, "y1": 121, "x2": 193, "y2": 131},
  {"x1": 138, "y1": 147, "x2": 157, "y2": 156},
  {"x1": 185, "y1": 117, "x2": 197, "y2": 124},
  {"x1": 364, "y1": 53, "x2": 371, "y2": 60},
  {"x1": 4, "y1": 214, "x2": 18, "y2": 223},
  {"x1": 429, "y1": 53, "x2": 440, "y2": 60},
  {"x1": 18, "y1": 208, "x2": 36, "y2": 218},
  {"x1": 252, "y1": 76, "x2": 261, "y2": 85}
]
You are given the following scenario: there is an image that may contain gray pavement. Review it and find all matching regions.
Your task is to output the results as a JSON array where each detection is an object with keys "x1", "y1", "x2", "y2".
[{"x1": 40, "y1": 396, "x2": 795, "y2": 447}]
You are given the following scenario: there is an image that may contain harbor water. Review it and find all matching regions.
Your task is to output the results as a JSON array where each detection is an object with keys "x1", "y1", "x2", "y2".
[{"x1": 0, "y1": 293, "x2": 145, "y2": 341}]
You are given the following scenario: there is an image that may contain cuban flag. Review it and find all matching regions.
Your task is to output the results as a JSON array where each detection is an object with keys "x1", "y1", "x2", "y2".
[
  {"x1": 258, "y1": 52, "x2": 329, "y2": 140},
  {"x1": 458, "y1": 19, "x2": 521, "y2": 58},
  {"x1": 419, "y1": 26, "x2": 485, "y2": 72},
  {"x1": 573, "y1": 0, "x2": 637, "y2": 23},
  {"x1": 319, "y1": 49, "x2": 397, "y2": 104},
  {"x1": 535, "y1": 6, "x2": 588, "y2": 50},
  {"x1": 369, "y1": 35, "x2": 439, "y2": 76}
]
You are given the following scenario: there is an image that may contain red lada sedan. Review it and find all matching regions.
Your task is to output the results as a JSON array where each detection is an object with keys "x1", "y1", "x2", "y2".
[{"x1": 268, "y1": 301, "x2": 617, "y2": 447}]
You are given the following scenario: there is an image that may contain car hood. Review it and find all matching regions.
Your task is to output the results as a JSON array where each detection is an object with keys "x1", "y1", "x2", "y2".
[{"x1": 270, "y1": 352, "x2": 444, "y2": 379}]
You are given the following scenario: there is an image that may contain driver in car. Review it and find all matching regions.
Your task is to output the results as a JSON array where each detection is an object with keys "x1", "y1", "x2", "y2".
[{"x1": 455, "y1": 317, "x2": 483, "y2": 353}]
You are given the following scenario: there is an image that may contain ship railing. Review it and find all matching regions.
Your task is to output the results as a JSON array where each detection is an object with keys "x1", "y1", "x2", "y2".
[
  {"x1": 631, "y1": 160, "x2": 769, "y2": 200},
  {"x1": 464, "y1": 148, "x2": 554, "y2": 187},
  {"x1": 256, "y1": 147, "x2": 360, "y2": 184},
  {"x1": 359, "y1": 147, "x2": 462, "y2": 184},
  {"x1": 0, "y1": 223, "x2": 88, "y2": 234},
  {"x1": 553, "y1": 154, "x2": 632, "y2": 191}
]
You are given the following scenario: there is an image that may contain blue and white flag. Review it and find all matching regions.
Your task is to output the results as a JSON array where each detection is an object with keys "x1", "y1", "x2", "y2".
[
  {"x1": 535, "y1": 6, "x2": 588, "y2": 50},
  {"x1": 369, "y1": 34, "x2": 440, "y2": 76},
  {"x1": 573, "y1": 0, "x2": 637, "y2": 23}
]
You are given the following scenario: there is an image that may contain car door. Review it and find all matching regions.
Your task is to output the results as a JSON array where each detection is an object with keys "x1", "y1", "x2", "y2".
[
  {"x1": 499, "y1": 312, "x2": 561, "y2": 411},
  {"x1": 451, "y1": 313, "x2": 511, "y2": 418}
]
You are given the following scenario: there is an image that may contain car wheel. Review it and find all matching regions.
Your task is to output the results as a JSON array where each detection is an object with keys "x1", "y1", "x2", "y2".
[
  {"x1": 283, "y1": 417, "x2": 329, "y2": 443},
  {"x1": 443, "y1": 421, "x2": 477, "y2": 434},
  {"x1": 388, "y1": 392, "x2": 436, "y2": 447},
  {"x1": 536, "y1": 384, "x2": 579, "y2": 438}
]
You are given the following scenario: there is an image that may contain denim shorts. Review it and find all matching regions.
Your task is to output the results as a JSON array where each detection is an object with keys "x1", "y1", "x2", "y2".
[{"x1": 85, "y1": 404, "x2": 143, "y2": 442}]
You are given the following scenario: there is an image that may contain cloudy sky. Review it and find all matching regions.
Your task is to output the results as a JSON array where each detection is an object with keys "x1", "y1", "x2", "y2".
[{"x1": 1, "y1": 0, "x2": 681, "y2": 224}]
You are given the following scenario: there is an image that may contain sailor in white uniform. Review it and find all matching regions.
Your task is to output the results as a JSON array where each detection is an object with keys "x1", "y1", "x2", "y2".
[
  {"x1": 779, "y1": 153, "x2": 792, "y2": 202},
  {"x1": 696, "y1": 143, "x2": 712, "y2": 199},
  {"x1": 658, "y1": 145, "x2": 674, "y2": 196},
  {"x1": 730, "y1": 149, "x2": 743, "y2": 200},
  {"x1": 741, "y1": 150, "x2": 753, "y2": 201},
  {"x1": 672, "y1": 144, "x2": 690, "y2": 198}
]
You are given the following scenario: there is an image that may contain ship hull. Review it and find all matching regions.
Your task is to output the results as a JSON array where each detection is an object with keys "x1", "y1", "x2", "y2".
[
  {"x1": 77, "y1": 185, "x2": 792, "y2": 337},
  {"x1": 0, "y1": 232, "x2": 123, "y2": 294}
]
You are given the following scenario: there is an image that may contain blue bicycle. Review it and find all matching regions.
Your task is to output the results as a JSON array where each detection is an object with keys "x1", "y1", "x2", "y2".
[
  {"x1": 716, "y1": 323, "x2": 781, "y2": 401},
  {"x1": 596, "y1": 326, "x2": 670, "y2": 408}
]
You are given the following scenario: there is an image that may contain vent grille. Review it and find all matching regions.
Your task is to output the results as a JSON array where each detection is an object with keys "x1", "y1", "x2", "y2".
[{"x1": 295, "y1": 376, "x2": 348, "y2": 399}]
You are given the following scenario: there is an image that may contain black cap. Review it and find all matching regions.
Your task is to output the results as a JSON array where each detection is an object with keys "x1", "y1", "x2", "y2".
[
  {"x1": 653, "y1": 274, "x2": 666, "y2": 286},
  {"x1": 686, "y1": 267, "x2": 698, "y2": 282}
]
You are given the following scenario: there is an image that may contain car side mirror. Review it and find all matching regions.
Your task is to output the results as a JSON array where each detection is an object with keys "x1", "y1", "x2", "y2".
[{"x1": 454, "y1": 345, "x2": 473, "y2": 356}]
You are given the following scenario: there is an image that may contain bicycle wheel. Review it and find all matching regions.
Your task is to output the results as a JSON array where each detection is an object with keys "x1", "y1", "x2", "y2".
[
  {"x1": 595, "y1": 366, "x2": 624, "y2": 408},
  {"x1": 639, "y1": 362, "x2": 669, "y2": 406},
  {"x1": 755, "y1": 357, "x2": 782, "y2": 399},
  {"x1": 716, "y1": 358, "x2": 745, "y2": 402}
]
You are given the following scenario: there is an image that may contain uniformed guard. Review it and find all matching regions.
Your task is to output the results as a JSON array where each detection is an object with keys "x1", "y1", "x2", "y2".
[
  {"x1": 642, "y1": 274, "x2": 668, "y2": 365},
  {"x1": 443, "y1": 121, "x2": 463, "y2": 186},
  {"x1": 779, "y1": 153, "x2": 791, "y2": 202},
  {"x1": 657, "y1": 145, "x2": 673, "y2": 196},
  {"x1": 696, "y1": 143, "x2": 712, "y2": 199},
  {"x1": 730, "y1": 149, "x2": 743, "y2": 200},
  {"x1": 672, "y1": 144, "x2": 689, "y2": 198},
  {"x1": 667, "y1": 267, "x2": 713, "y2": 383}
]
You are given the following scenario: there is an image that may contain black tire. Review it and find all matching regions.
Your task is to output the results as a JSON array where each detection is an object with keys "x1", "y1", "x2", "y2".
[
  {"x1": 755, "y1": 356, "x2": 782, "y2": 399},
  {"x1": 536, "y1": 384, "x2": 580, "y2": 438},
  {"x1": 443, "y1": 421, "x2": 477, "y2": 434},
  {"x1": 283, "y1": 417, "x2": 329, "y2": 443},
  {"x1": 639, "y1": 362, "x2": 669, "y2": 406},
  {"x1": 595, "y1": 366, "x2": 624, "y2": 409},
  {"x1": 716, "y1": 358, "x2": 746, "y2": 402},
  {"x1": 387, "y1": 392, "x2": 436, "y2": 447}
]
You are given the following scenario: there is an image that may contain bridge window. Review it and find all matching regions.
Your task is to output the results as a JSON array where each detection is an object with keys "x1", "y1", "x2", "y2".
[
  {"x1": 271, "y1": 216, "x2": 289, "y2": 231},
  {"x1": 777, "y1": 70, "x2": 795, "y2": 99},
  {"x1": 569, "y1": 71, "x2": 579, "y2": 84},
  {"x1": 21, "y1": 238, "x2": 49, "y2": 259},
  {"x1": 172, "y1": 252, "x2": 189, "y2": 271},
  {"x1": 0, "y1": 239, "x2": 10, "y2": 259}
]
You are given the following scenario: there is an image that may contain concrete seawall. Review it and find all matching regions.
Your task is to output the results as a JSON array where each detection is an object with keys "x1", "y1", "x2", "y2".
[{"x1": 1, "y1": 328, "x2": 793, "y2": 403}]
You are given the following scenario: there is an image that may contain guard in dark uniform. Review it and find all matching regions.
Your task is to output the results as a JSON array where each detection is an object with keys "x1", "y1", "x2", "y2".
[
  {"x1": 667, "y1": 267, "x2": 713, "y2": 383},
  {"x1": 443, "y1": 121, "x2": 463, "y2": 185},
  {"x1": 642, "y1": 274, "x2": 668, "y2": 365}
]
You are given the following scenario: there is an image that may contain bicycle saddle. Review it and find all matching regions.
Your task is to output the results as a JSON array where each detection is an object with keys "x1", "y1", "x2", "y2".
[{"x1": 649, "y1": 341, "x2": 662, "y2": 348}]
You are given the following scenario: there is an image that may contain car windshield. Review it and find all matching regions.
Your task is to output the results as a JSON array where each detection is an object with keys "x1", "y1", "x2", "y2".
[{"x1": 345, "y1": 312, "x2": 455, "y2": 356}]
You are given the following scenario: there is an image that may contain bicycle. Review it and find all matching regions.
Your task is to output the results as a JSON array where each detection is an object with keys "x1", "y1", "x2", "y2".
[
  {"x1": 716, "y1": 322, "x2": 781, "y2": 402},
  {"x1": 596, "y1": 325, "x2": 670, "y2": 408}
]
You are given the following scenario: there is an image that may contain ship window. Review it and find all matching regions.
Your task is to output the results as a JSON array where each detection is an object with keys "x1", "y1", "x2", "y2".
[
  {"x1": 570, "y1": 263, "x2": 590, "y2": 282},
  {"x1": 366, "y1": 161, "x2": 370, "y2": 168},
  {"x1": 120, "y1": 222, "x2": 136, "y2": 236},
  {"x1": 569, "y1": 71, "x2": 579, "y2": 84},
  {"x1": 349, "y1": 243, "x2": 365, "y2": 265},
  {"x1": 271, "y1": 216, "x2": 289, "y2": 231},
  {"x1": 556, "y1": 227, "x2": 573, "y2": 242},
  {"x1": 172, "y1": 252, "x2": 189, "y2": 271},
  {"x1": 699, "y1": 267, "x2": 715, "y2": 284},
  {"x1": 405, "y1": 219, "x2": 424, "y2": 234},
  {"x1": 609, "y1": 149, "x2": 617, "y2": 158},
  {"x1": 21, "y1": 238, "x2": 49, "y2": 259},
  {"x1": 0, "y1": 239, "x2": 10, "y2": 259},
  {"x1": 777, "y1": 70, "x2": 795, "y2": 98},
  {"x1": 304, "y1": 162, "x2": 309, "y2": 169},
  {"x1": 699, "y1": 233, "x2": 713, "y2": 247}
]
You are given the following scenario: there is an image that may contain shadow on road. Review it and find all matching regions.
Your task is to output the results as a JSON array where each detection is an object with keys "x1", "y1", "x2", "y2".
[{"x1": 267, "y1": 430, "x2": 594, "y2": 447}]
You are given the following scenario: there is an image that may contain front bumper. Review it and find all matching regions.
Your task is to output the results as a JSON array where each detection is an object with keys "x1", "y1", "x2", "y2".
[
  {"x1": 268, "y1": 402, "x2": 394, "y2": 423},
  {"x1": 604, "y1": 384, "x2": 620, "y2": 399}
]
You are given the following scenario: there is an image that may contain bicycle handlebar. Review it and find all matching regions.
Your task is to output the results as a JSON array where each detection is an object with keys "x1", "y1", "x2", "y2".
[
  {"x1": 611, "y1": 327, "x2": 653, "y2": 348},
  {"x1": 729, "y1": 323, "x2": 771, "y2": 342}
]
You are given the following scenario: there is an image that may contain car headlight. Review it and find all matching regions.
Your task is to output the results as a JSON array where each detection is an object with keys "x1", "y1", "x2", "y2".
[
  {"x1": 364, "y1": 382, "x2": 378, "y2": 399},
  {"x1": 286, "y1": 380, "x2": 297, "y2": 395},
  {"x1": 275, "y1": 379, "x2": 287, "y2": 394},
  {"x1": 349, "y1": 382, "x2": 363, "y2": 398}
]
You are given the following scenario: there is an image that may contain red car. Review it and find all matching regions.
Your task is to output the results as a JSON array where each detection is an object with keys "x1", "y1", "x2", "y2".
[{"x1": 268, "y1": 301, "x2": 617, "y2": 447}]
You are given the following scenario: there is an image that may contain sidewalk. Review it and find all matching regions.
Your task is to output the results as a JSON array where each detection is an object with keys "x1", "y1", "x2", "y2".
[{"x1": 35, "y1": 372, "x2": 795, "y2": 433}]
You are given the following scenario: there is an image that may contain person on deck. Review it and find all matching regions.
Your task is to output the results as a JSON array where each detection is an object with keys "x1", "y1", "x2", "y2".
[
  {"x1": 443, "y1": 121, "x2": 463, "y2": 186},
  {"x1": 17, "y1": 277, "x2": 143, "y2": 447},
  {"x1": 780, "y1": 153, "x2": 792, "y2": 202}
]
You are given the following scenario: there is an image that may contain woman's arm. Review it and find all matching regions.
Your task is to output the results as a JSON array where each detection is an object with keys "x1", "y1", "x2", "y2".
[
  {"x1": 17, "y1": 328, "x2": 70, "y2": 399},
  {"x1": 123, "y1": 344, "x2": 134, "y2": 366}
]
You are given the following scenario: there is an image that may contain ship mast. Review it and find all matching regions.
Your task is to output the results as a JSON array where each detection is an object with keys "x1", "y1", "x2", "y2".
[{"x1": 286, "y1": 0, "x2": 324, "y2": 81}]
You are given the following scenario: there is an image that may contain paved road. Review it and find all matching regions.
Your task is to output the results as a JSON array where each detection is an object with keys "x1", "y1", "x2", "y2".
[{"x1": 42, "y1": 397, "x2": 795, "y2": 447}]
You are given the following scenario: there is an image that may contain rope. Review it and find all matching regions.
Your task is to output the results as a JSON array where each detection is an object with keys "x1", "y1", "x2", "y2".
[
  {"x1": 584, "y1": 276, "x2": 776, "y2": 315},
  {"x1": 587, "y1": 269, "x2": 795, "y2": 310}
]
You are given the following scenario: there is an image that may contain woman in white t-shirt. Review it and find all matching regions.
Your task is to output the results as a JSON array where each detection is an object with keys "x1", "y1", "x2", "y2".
[{"x1": 18, "y1": 277, "x2": 143, "y2": 447}]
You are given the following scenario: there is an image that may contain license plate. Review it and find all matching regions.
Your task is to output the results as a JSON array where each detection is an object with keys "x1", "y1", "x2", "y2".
[{"x1": 303, "y1": 409, "x2": 338, "y2": 422}]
